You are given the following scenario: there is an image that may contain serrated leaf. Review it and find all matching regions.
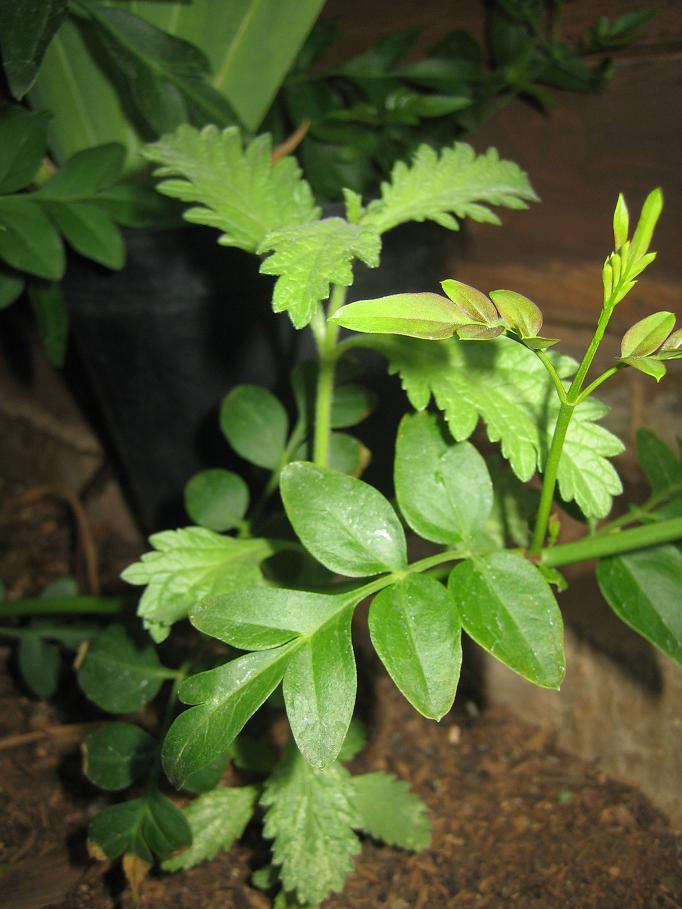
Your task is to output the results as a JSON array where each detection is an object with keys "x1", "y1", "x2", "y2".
[
  {"x1": 28, "y1": 281, "x2": 69, "y2": 367},
  {"x1": 77, "y1": 624, "x2": 174, "y2": 713},
  {"x1": 351, "y1": 772, "x2": 431, "y2": 850},
  {"x1": 280, "y1": 462, "x2": 407, "y2": 576},
  {"x1": 144, "y1": 125, "x2": 318, "y2": 253},
  {"x1": 88, "y1": 789, "x2": 191, "y2": 863},
  {"x1": 0, "y1": 0, "x2": 67, "y2": 98},
  {"x1": 122, "y1": 528, "x2": 273, "y2": 641},
  {"x1": 620, "y1": 311, "x2": 676, "y2": 358},
  {"x1": 162, "y1": 786, "x2": 258, "y2": 872},
  {"x1": 0, "y1": 198, "x2": 65, "y2": 280},
  {"x1": 284, "y1": 609, "x2": 356, "y2": 769},
  {"x1": 192, "y1": 587, "x2": 347, "y2": 651},
  {"x1": 597, "y1": 545, "x2": 682, "y2": 666},
  {"x1": 331, "y1": 292, "x2": 463, "y2": 340},
  {"x1": 377, "y1": 334, "x2": 623, "y2": 518},
  {"x1": 449, "y1": 552, "x2": 565, "y2": 688},
  {"x1": 262, "y1": 744, "x2": 360, "y2": 906},
  {"x1": 259, "y1": 218, "x2": 381, "y2": 329},
  {"x1": 184, "y1": 469, "x2": 249, "y2": 531},
  {"x1": 0, "y1": 106, "x2": 47, "y2": 192},
  {"x1": 485, "y1": 454, "x2": 539, "y2": 548},
  {"x1": 83, "y1": 723, "x2": 156, "y2": 791},
  {"x1": 163, "y1": 646, "x2": 295, "y2": 789},
  {"x1": 636, "y1": 429, "x2": 682, "y2": 498},
  {"x1": 360, "y1": 142, "x2": 537, "y2": 235},
  {"x1": 489, "y1": 289, "x2": 543, "y2": 338},
  {"x1": 394, "y1": 412, "x2": 493, "y2": 545},
  {"x1": 369, "y1": 575, "x2": 461, "y2": 719},
  {"x1": 220, "y1": 385, "x2": 288, "y2": 469},
  {"x1": 17, "y1": 636, "x2": 60, "y2": 698}
]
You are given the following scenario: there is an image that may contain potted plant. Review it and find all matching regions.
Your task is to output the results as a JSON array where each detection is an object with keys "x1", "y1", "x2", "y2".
[
  {"x1": 11, "y1": 124, "x2": 670, "y2": 906},
  {"x1": 0, "y1": 0, "x2": 653, "y2": 528}
]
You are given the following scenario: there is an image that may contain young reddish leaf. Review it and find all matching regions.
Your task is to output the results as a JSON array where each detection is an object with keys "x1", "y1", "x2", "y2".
[
  {"x1": 620, "y1": 311, "x2": 675, "y2": 358},
  {"x1": 489, "y1": 289, "x2": 543, "y2": 338}
]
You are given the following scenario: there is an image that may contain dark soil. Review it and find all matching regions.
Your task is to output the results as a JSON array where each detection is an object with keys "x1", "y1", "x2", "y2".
[{"x1": 1, "y1": 496, "x2": 681, "y2": 909}]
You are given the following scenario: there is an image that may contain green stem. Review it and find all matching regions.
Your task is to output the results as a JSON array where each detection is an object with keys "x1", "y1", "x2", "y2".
[
  {"x1": 590, "y1": 484, "x2": 682, "y2": 536},
  {"x1": 529, "y1": 400, "x2": 575, "y2": 555},
  {"x1": 313, "y1": 284, "x2": 346, "y2": 467},
  {"x1": 534, "y1": 348, "x2": 568, "y2": 403},
  {"x1": 576, "y1": 365, "x2": 623, "y2": 404},
  {"x1": 567, "y1": 305, "x2": 613, "y2": 399},
  {"x1": 0, "y1": 596, "x2": 132, "y2": 619},
  {"x1": 540, "y1": 517, "x2": 682, "y2": 568}
]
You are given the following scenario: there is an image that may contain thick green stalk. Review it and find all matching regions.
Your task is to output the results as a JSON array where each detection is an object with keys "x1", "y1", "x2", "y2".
[
  {"x1": 0, "y1": 596, "x2": 132, "y2": 618},
  {"x1": 567, "y1": 304, "x2": 614, "y2": 398},
  {"x1": 541, "y1": 517, "x2": 682, "y2": 568},
  {"x1": 529, "y1": 400, "x2": 575, "y2": 555},
  {"x1": 313, "y1": 285, "x2": 346, "y2": 467}
]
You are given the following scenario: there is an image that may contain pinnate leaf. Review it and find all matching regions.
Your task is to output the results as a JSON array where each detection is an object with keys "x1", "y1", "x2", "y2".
[
  {"x1": 162, "y1": 786, "x2": 258, "y2": 872},
  {"x1": 597, "y1": 545, "x2": 682, "y2": 666},
  {"x1": 259, "y1": 217, "x2": 381, "y2": 329},
  {"x1": 620, "y1": 311, "x2": 675, "y2": 358},
  {"x1": 0, "y1": 198, "x2": 65, "y2": 280},
  {"x1": 163, "y1": 646, "x2": 295, "y2": 789},
  {"x1": 262, "y1": 744, "x2": 360, "y2": 906},
  {"x1": 144, "y1": 125, "x2": 318, "y2": 253},
  {"x1": 83, "y1": 723, "x2": 156, "y2": 791},
  {"x1": 369, "y1": 575, "x2": 461, "y2": 719},
  {"x1": 122, "y1": 527, "x2": 273, "y2": 641},
  {"x1": 377, "y1": 334, "x2": 624, "y2": 518},
  {"x1": 0, "y1": 106, "x2": 47, "y2": 192},
  {"x1": 360, "y1": 142, "x2": 538, "y2": 235},
  {"x1": 280, "y1": 462, "x2": 407, "y2": 576},
  {"x1": 489, "y1": 288, "x2": 543, "y2": 338},
  {"x1": 448, "y1": 552, "x2": 565, "y2": 689},
  {"x1": 0, "y1": 0, "x2": 67, "y2": 99},
  {"x1": 351, "y1": 772, "x2": 431, "y2": 850}
]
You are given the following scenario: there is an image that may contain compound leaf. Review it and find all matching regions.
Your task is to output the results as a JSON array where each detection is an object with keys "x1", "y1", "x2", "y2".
[
  {"x1": 262, "y1": 744, "x2": 360, "y2": 906},
  {"x1": 33, "y1": 143, "x2": 125, "y2": 200},
  {"x1": 88, "y1": 789, "x2": 191, "y2": 863},
  {"x1": 163, "y1": 645, "x2": 295, "y2": 789},
  {"x1": 378, "y1": 334, "x2": 623, "y2": 518},
  {"x1": 259, "y1": 217, "x2": 381, "y2": 329},
  {"x1": 280, "y1": 461, "x2": 406, "y2": 576},
  {"x1": 0, "y1": 106, "x2": 47, "y2": 192},
  {"x1": 162, "y1": 786, "x2": 258, "y2": 872},
  {"x1": 351, "y1": 772, "x2": 431, "y2": 850},
  {"x1": 449, "y1": 552, "x2": 565, "y2": 689},
  {"x1": 122, "y1": 527, "x2": 273, "y2": 641},
  {"x1": 635, "y1": 429, "x2": 682, "y2": 498},
  {"x1": 0, "y1": 0, "x2": 67, "y2": 98},
  {"x1": 0, "y1": 198, "x2": 65, "y2": 280},
  {"x1": 597, "y1": 545, "x2": 682, "y2": 666},
  {"x1": 83, "y1": 723, "x2": 157, "y2": 791},
  {"x1": 360, "y1": 142, "x2": 538, "y2": 235},
  {"x1": 369, "y1": 574, "x2": 461, "y2": 719},
  {"x1": 144, "y1": 125, "x2": 318, "y2": 253}
]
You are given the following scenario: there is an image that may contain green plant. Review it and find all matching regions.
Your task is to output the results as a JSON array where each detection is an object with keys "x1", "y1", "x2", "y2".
[
  {"x1": 0, "y1": 1, "x2": 652, "y2": 364},
  {"x1": 7, "y1": 126, "x2": 669, "y2": 906}
]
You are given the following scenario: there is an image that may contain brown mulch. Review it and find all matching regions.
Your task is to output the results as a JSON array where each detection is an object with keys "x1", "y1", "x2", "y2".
[{"x1": 1, "y1": 497, "x2": 680, "y2": 909}]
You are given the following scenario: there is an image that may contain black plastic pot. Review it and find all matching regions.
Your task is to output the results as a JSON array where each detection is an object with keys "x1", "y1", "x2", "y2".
[{"x1": 65, "y1": 221, "x2": 463, "y2": 530}]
